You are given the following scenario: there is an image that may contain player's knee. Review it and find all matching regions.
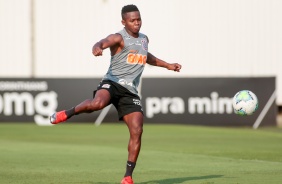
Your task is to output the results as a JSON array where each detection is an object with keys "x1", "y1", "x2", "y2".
[
  {"x1": 90, "y1": 99, "x2": 107, "y2": 111},
  {"x1": 131, "y1": 126, "x2": 143, "y2": 138}
]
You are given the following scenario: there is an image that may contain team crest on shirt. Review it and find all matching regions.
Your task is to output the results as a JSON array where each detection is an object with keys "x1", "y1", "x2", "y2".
[{"x1": 141, "y1": 38, "x2": 148, "y2": 51}]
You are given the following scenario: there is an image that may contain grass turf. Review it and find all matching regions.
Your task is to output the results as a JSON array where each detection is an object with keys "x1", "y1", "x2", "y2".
[{"x1": 0, "y1": 123, "x2": 282, "y2": 184}]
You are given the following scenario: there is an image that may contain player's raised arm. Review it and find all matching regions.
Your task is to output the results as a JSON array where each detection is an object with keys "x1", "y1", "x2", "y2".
[
  {"x1": 92, "y1": 33, "x2": 123, "y2": 56},
  {"x1": 147, "y1": 52, "x2": 182, "y2": 72}
]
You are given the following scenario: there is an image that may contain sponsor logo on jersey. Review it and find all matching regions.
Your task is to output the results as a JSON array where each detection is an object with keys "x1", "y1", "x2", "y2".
[
  {"x1": 127, "y1": 53, "x2": 147, "y2": 65},
  {"x1": 118, "y1": 79, "x2": 133, "y2": 87}
]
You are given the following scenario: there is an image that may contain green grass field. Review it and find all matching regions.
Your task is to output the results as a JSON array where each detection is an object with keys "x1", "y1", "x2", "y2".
[{"x1": 0, "y1": 123, "x2": 282, "y2": 184}]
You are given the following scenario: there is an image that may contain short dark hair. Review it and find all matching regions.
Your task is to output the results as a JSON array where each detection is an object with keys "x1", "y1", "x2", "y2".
[{"x1": 121, "y1": 4, "x2": 139, "y2": 19}]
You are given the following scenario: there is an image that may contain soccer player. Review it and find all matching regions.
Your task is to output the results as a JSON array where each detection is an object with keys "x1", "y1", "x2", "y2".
[{"x1": 50, "y1": 4, "x2": 181, "y2": 184}]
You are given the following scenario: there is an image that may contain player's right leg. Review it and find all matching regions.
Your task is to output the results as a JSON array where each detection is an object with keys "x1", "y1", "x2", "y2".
[{"x1": 50, "y1": 89, "x2": 111, "y2": 124}]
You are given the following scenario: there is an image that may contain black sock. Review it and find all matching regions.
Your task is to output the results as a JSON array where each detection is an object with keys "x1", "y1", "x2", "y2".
[
  {"x1": 124, "y1": 161, "x2": 136, "y2": 177},
  {"x1": 65, "y1": 107, "x2": 75, "y2": 119}
]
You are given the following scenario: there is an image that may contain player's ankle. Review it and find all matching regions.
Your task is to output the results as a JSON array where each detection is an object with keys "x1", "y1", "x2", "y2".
[{"x1": 65, "y1": 107, "x2": 75, "y2": 119}]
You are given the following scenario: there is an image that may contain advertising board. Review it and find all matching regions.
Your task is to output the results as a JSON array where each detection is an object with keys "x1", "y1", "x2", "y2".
[{"x1": 0, "y1": 77, "x2": 276, "y2": 127}]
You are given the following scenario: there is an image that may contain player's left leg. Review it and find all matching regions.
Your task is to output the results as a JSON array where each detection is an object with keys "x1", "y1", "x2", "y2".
[{"x1": 121, "y1": 112, "x2": 143, "y2": 184}]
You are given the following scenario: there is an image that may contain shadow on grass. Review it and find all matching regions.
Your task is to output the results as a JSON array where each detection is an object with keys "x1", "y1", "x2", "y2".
[
  {"x1": 138, "y1": 175, "x2": 223, "y2": 184},
  {"x1": 96, "y1": 174, "x2": 223, "y2": 184}
]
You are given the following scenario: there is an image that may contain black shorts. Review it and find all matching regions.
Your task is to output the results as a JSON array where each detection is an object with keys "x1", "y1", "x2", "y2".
[{"x1": 93, "y1": 80, "x2": 143, "y2": 120}]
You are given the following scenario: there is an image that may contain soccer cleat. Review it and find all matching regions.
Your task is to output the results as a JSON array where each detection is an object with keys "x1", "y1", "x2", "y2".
[
  {"x1": 50, "y1": 111, "x2": 67, "y2": 124},
  {"x1": 121, "y1": 176, "x2": 134, "y2": 184}
]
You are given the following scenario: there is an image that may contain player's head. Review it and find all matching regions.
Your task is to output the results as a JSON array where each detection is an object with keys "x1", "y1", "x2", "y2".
[
  {"x1": 121, "y1": 4, "x2": 139, "y2": 20},
  {"x1": 121, "y1": 4, "x2": 142, "y2": 35}
]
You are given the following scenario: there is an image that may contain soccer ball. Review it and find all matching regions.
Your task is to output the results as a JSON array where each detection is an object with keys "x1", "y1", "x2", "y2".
[{"x1": 232, "y1": 90, "x2": 258, "y2": 116}]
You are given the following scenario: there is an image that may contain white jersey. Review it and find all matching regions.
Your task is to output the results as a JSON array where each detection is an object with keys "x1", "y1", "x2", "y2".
[{"x1": 103, "y1": 28, "x2": 149, "y2": 96}]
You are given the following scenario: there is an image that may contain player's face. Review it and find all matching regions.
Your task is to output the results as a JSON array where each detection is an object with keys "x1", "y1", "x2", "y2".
[{"x1": 122, "y1": 11, "x2": 142, "y2": 37}]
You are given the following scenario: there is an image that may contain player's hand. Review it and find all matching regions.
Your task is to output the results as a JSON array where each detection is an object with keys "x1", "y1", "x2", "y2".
[
  {"x1": 167, "y1": 63, "x2": 182, "y2": 72},
  {"x1": 92, "y1": 46, "x2": 103, "y2": 56}
]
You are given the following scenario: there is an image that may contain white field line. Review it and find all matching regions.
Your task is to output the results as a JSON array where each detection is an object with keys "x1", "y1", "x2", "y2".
[
  {"x1": 253, "y1": 90, "x2": 276, "y2": 129},
  {"x1": 94, "y1": 104, "x2": 112, "y2": 126}
]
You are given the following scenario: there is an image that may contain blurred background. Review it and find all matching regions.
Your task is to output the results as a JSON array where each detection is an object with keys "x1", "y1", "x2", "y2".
[{"x1": 0, "y1": 0, "x2": 281, "y2": 126}]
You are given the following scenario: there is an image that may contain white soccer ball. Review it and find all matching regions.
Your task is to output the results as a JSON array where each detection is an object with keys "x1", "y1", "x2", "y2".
[{"x1": 232, "y1": 90, "x2": 258, "y2": 116}]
